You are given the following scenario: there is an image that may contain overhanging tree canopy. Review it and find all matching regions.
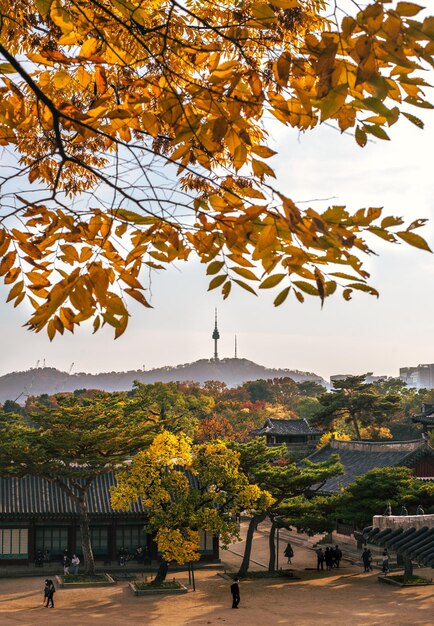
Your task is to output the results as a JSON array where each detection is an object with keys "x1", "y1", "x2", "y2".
[{"x1": 0, "y1": 1, "x2": 433, "y2": 337}]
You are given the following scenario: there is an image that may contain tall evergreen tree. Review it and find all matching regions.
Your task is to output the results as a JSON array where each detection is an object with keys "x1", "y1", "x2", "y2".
[
  {"x1": 232, "y1": 439, "x2": 342, "y2": 576},
  {"x1": 0, "y1": 393, "x2": 151, "y2": 575},
  {"x1": 314, "y1": 375, "x2": 401, "y2": 440}
]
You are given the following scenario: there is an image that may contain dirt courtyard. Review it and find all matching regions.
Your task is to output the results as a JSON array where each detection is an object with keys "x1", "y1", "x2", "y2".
[
  {"x1": 0, "y1": 566, "x2": 433, "y2": 626},
  {"x1": 0, "y1": 533, "x2": 433, "y2": 626}
]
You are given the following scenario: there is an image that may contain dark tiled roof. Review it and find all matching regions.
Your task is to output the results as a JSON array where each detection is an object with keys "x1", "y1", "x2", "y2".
[
  {"x1": 0, "y1": 469, "x2": 199, "y2": 518},
  {"x1": 363, "y1": 522, "x2": 434, "y2": 568},
  {"x1": 412, "y1": 403, "x2": 434, "y2": 425},
  {"x1": 412, "y1": 413, "x2": 434, "y2": 425},
  {"x1": 252, "y1": 418, "x2": 322, "y2": 436},
  {"x1": 305, "y1": 439, "x2": 433, "y2": 493}
]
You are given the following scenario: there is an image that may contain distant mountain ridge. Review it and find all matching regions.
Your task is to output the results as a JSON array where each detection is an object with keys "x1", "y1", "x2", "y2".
[{"x1": 0, "y1": 358, "x2": 326, "y2": 404}]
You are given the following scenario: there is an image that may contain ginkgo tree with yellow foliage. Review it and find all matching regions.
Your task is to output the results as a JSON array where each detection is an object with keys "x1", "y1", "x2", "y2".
[
  {"x1": 110, "y1": 430, "x2": 273, "y2": 584},
  {"x1": 0, "y1": 1, "x2": 433, "y2": 338}
]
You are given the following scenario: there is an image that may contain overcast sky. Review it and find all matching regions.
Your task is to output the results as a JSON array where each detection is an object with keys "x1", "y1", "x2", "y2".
[{"x1": 1, "y1": 83, "x2": 434, "y2": 382}]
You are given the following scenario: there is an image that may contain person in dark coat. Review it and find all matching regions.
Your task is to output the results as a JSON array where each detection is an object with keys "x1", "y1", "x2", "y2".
[
  {"x1": 333, "y1": 545, "x2": 342, "y2": 568},
  {"x1": 316, "y1": 547, "x2": 325, "y2": 571},
  {"x1": 362, "y1": 548, "x2": 372, "y2": 572},
  {"x1": 284, "y1": 542, "x2": 294, "y2": 564},
  {"x1": 324, "y1": 547, "x2": 334, "y2": 570},
  {"x1": 230, "y1": 577, "x2": 240, "y2": 609},
  {"x1": 44, "y1": 579, "x2": 56, "y2": 608},
  {"x1": 62, "y1": 554, "x2": 70, "y2": 575}
]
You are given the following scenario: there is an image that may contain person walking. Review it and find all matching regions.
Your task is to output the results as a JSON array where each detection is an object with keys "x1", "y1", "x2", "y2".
[
  {"x1": 362, "y1": 548, "x2": 371, "y2": 572},
  {"x1": 62, "y1": 554, "x2": 71, "y2": 575},
  {"x1": 324, "y1": 547, "x2": 333, "y2": 570},
  {"x1": 333, "y1": 545, "x2": 342, "y2": 568},
  {"x1": 284, "y1": 542, "x2": 294, "y2": 564},
  {"x1": 71, "y1": 554, "x2": 80, "y2": 575},
  {"x1": 316, "y1": 547, "x2": 325, "y2": 571},
  {"x1": 44, "y1": 579, "x2": 56, "y2": 608},
  {"x1": 382, "y1": 550, "x2": 390, "y2": 575},
  {"x1": 230, "y1": 577, "x2": 240, "y2": 609}
]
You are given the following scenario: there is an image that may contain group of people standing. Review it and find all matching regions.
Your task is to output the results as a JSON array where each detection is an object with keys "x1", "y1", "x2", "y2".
[
  {"x1": 315, "y1": 545, "x2": 342, "y2": 570},
  {"x1": 62, "y1": 550, "x2": 80, "y2": 575}
]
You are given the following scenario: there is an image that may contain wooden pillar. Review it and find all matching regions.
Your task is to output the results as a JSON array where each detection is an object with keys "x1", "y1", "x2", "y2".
[
  {"x1": 109, "y1": 522, "x2": 117, "y2": 561},
  {"x1": 70, "y1": 520, "x2": 77, "y2": 556},
  {"x1": 28, "y1": 520, "x2": 35, "y2": 564}
]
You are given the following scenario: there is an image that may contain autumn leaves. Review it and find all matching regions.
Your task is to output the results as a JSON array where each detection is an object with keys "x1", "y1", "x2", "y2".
[{"x1": 0, "y1": 1, "x2": 432, "y2": 337}]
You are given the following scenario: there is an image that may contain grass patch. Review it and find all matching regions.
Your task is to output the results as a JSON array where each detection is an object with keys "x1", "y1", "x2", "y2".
[
  {"x1": 63, "y1": 574, "x2": 109, "y2": 583},
  {"x1": 388, "y1": 575, "x2": 432, "y2": 585},
  {"x1": 134, "y1": 581, "x2": 181, "y2": 590}
]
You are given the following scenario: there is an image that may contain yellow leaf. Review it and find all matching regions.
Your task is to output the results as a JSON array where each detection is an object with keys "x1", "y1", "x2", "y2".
[
  {"x1": 251, "y1": 158, "x2": 276, "y2": 178},
  {"x1": 207, "y1": 261, "x2": 225, "y2": 275},
  {"x1": 251, "y1": 3, "x2": 276, "y2": 23},
  {"x1": 50, "y1": 0, "x2": 74, "y2": 33},
  {"x1": 292, "y1": 281, "x2": 319, "y2": 296},
  {"x1": 260, "y1": 274, "x2": 285, "y2": 289},
  {"x1": 142, "y1": 112, "x2": 159, "y2": 137},
  {"x1": 76, "y1": 66, "x2": 92, "y2": 89},
  {"x1": 95, "y1": 66, "x2": 108, "y2": 94},
  {"x1": 36, "y1": 0, "x2": 53, "y2": 18},
  {"x1": 273, "y1": 286, "x2": 291, "y2": 306},
  {"x1": 6, "y1": 280, "x2": 24, "y2": 303},
  {"x1": 47, "y1": 319, "x2": 56, "y2": 341},
  {"x1": 251, "y1": 146, "x2": 277, "y2": 158},
  {"x1": 396, "y1": 231, "x2": 432, "y2": 252},
  {"x1": 0, "y1": 251, "x2": 16, "y2": 276},
  {"x1": 346, "y1": 283, "x2": 379, "y2": 296},
  {"x1": 355, "y1": 126, "x2": 367, "y2": 147},
  {"x1": 396, "y1": 2, "x2": 423, "y2": 17},
  {"x1": 232, "y1": 267, "x2": 259, "y2": 281},
  {"x1": 222, "y1": 281, "x2": 232, "y2": 299},
  {"x1": 271, "y1": 0, "x2": 298, "y2": 7},
  {"x1": 80, "y1": 37, "x2": 99, "y2": 58},
  {"x1": 233, "y1": 279, "x2": 257, "y2": 295},
  {"x1": 124, "y1": 288, "x2": 152, "y2": 308},
  {"x1": 233, "y1": 144, "x2": 247, "y2": 171},
  {"x1": 208, "y1": 275, "x2": 227, "y2": 290}
]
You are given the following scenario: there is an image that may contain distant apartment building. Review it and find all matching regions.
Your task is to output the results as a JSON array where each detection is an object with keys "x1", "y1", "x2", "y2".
[{"x1": 400, "y1": 364, "x2": 434, "y2": 389}]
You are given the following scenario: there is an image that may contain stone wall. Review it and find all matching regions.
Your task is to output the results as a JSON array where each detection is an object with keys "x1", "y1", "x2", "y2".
[{"x1": 373, "y1": 514, "x2": 434, "y2": 531}]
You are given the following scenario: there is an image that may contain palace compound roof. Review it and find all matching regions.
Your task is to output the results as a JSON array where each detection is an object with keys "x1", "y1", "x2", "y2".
[
  {"x1": 304, "y1": 439, "x2": 434, "y2": 494},
  {"x1": 0, "y1": 469, "x2": 200, "y2": 520},
  {"x1": 251, "y1": 418, "x2": 322, "y2": 437}
]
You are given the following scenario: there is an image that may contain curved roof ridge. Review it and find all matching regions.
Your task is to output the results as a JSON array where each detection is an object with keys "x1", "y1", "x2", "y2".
[{"x1": 329, "y1": 438, "x2": 424, "y2": 451}]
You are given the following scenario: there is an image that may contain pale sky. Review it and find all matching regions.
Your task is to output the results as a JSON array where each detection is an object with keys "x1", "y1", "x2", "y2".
[{"x1": 1, "y1": 68, "x2": 434, "y2": 382}]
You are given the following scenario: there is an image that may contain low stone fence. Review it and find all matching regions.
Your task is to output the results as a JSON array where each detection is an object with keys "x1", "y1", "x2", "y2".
[{"x1": 373, "y1": 514, "x2": 434, "y2": 532}]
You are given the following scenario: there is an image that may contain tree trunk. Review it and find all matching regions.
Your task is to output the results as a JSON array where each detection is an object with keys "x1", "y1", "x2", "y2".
[
  {"x1": 153, "y1": 560, "x2": 169, "y2": 586},
  {"x1": 78, "y1": 498, "x2": 95, "y2": 576},
  {"x1": 403, "y1": 555, "x2": 413, "y2": 581},
  {"x1": 238, "y1": 513, "x2": 265, "y2": 578},
  {"x1": 268, "y1": 519, "x2": 277, "y2": 572},
  {"x1": 352, "y1": 415, "x2": 361, "y2": 440}
]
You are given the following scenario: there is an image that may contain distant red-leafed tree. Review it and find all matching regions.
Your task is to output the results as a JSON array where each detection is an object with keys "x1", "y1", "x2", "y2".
[{"x1": 195, "y1": 415, "x2": 235, "y2": 443}]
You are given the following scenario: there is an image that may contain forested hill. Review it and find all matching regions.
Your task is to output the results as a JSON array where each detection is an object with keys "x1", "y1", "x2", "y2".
[{"x1": 0, "y1": 359, "x2": 326, "y2": 404}]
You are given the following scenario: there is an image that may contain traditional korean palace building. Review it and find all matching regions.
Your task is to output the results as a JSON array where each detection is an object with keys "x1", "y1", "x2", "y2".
[
  {"x1": 251, "y1": 418, "x2": 322, "y2": 455},
  {"x1": 305, "y1": 438, "x2": 434, "y2": 495},
  {"x1": 412, "y1": 403, "x2": 434, "y2": 434},
  {"x1": 0, "y1": 472, "x2": 218, "y2": 565}
]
